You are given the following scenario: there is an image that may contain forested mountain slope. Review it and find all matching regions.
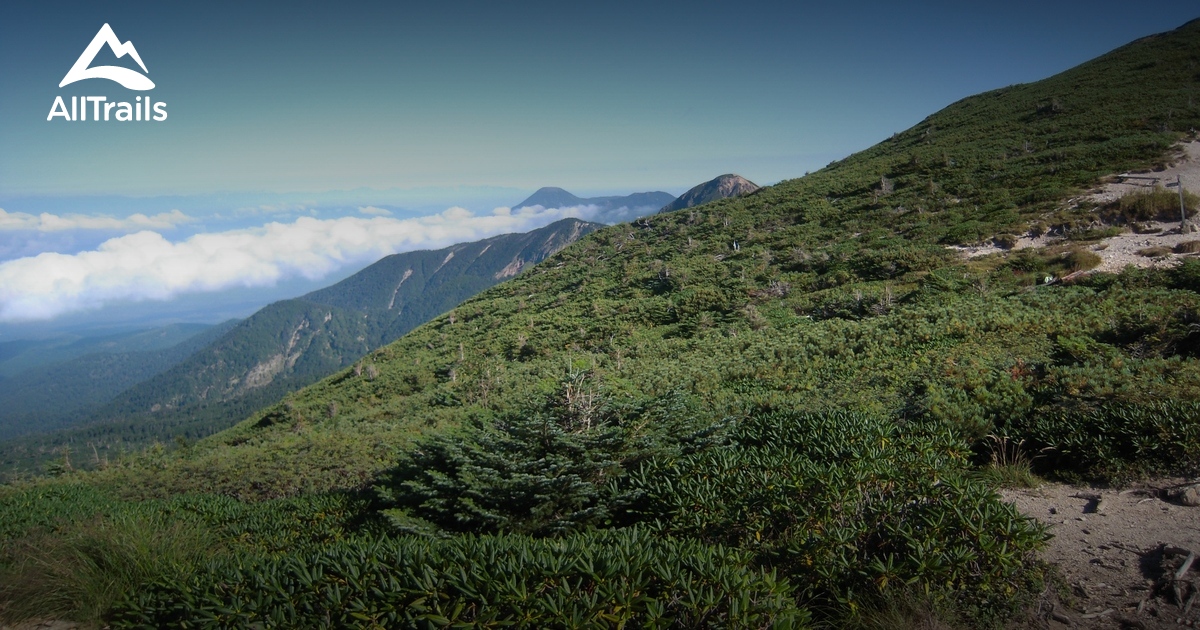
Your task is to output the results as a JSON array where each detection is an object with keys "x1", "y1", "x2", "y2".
[
  {"x1": 5, "y1": 18, "x2": 1200, "y2": 630},
  {"x1": 0, "y1": 219, "x2": 600, "y2": 473},
  {"x1": 0, "y1": 323, "x2": 215, "y2": 377},
  {"x1": 0, "y1": 322, "x2": 235, "y2": 442}
]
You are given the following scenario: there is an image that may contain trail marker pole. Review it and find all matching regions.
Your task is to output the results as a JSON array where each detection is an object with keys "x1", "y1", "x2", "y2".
[{"x1": 1181, "y1": 175, "x2": 1191, "y2": 233}]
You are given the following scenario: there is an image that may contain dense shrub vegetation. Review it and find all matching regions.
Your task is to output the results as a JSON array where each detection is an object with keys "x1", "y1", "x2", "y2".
[
  {"x1": 378, "y1": 406, "x2": 1047, "y2": 622},
  {"x1": 4, "y1": 17, "x2": 1200, "y2": 629},
  {"x1": 112, "y1": 531, "x2": 807, "y2": 629}
]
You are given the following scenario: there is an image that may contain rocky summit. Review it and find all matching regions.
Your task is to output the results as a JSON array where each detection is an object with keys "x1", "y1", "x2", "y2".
[{"x1": 659, "y1": 173, "x2": 759, "y2": 213}]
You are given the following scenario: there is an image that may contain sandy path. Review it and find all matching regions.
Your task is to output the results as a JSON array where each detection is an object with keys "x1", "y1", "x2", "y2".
[
  {"x1": 1003, "y1": 480, "x2": 1200, "y2": 629},
  {"x1": 1089, "y1": 142, "x2": 1200, "y2": 207},
  {"x1": 950, "y1": 141, "x2": 1200, "y2": 275}
]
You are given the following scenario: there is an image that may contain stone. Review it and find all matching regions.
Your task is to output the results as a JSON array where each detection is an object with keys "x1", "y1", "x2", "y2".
[{"x1": 1168, "y1": 484, "x2": 1200, "y2": 507}]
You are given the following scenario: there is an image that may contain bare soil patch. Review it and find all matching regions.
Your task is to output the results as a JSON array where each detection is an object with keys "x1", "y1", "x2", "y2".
[
  {"x1": 950, "y1": 141, "x2": 1200, "y2": 275},
  {"x1": 1088, "y1": 142, "x2": 1200, "y2": 208},
  {"x1": 1003, "y1": 480, "x2": 1200, "y2": 629}
]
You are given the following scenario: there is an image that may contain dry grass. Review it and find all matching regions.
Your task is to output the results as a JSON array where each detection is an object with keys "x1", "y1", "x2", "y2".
[
  {"x1": 1105, "y1": 187, "x2": 1199, "y2": 223},
  {"x1": 1175, "y1": 240, "x2": 1200, "y2": 254},
  {"x1": 0, "y1": 513, "x2": 218, "y2": 624},
  {"x1": 976, "y1": 434, "x2": 1041, "y2": 489},
  {"x1": 1138, "y1": 245, "x2": 1174, "y2": 258},
  {"x1": 1064, "y1": 249, "x2": 1102, "y2": 271},
  {"x1": 842, "y1": 589, "x2": 965, "y2": 630},
  {"x1": 993, "y1": 233, "x2": 1019, "y2": 249}
]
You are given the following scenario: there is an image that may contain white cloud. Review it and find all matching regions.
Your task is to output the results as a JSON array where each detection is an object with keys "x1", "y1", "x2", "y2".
[
  {"x1": 0, "y1": 204, "x2": 605, "y2": 322},
  {"x1": 358, "y1": 206, "x2": 393, "y2": 216},
  {"x1": 0, "y1": 208, "x2": 195, "y2": 232},
  {"x1": 512, "y1": 203, "x2": 661, "y2": 226}
]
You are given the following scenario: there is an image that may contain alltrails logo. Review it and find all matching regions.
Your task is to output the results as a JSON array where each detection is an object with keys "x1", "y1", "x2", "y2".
[{"x1": 47, "y1": 23, "x2": 167, "y2": 122}]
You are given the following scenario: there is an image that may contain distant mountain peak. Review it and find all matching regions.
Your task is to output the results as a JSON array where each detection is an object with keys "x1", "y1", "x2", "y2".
[
  {"x1": 511, "y1": 188, "x2": 676, "y2": 224},
  {"x1": 530, "y1": 186, "x2": 570, "y2": 195},
  {"x1": 513, "y1": 188, "x2": 586, "y2": 210},
  {"x1": 660, "y1": 174, "x2": 759, "y2": 213}
]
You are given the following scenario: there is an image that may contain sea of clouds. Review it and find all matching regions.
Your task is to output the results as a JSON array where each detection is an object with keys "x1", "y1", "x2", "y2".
[
  {"x1": 0, "y1": 202, "x2": 653, "y2": 322},
  {"x1": 0, "y1": 208, "x2": 194, "y2": 232}
]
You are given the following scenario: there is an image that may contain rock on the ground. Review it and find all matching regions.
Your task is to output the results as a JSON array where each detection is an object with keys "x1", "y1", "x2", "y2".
[{"x1": 1167, "y1": 484, "x2": 1200, "y2": 507}]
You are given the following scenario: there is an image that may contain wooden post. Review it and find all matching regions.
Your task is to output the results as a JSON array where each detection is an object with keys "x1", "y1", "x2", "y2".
[{"x1": 1181, "y1": 175, "x2": 1191, "y2": 233}]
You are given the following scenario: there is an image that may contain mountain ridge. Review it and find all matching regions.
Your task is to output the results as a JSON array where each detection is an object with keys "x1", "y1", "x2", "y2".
[
  {"x1": 659, "y1": 174, "x2": 759, "y2": 213},
  {"x1": 0, "y1": 218, "x2": 602, "y2": 472},
  {"x1": 512, "y1": 187, "x2": 675, "y2": 214},
  {"x1": 99, "y1": 217, "x2": 601, "y2": 436}
]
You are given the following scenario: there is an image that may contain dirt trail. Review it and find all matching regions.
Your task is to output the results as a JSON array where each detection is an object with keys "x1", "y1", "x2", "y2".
[
  {"x1": 1003, "y1": 480, "x2": 1200, "y2": 629},
  {"x1": 1089, "y1": 141, "x2": 1200, "y2": 207},
  {"x1": 951, "y1": 141, "x2": 1200, "y2": 274}
]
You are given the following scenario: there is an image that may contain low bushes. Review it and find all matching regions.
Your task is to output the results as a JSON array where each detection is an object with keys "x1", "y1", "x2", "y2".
[
  {"x1": 375, "y1": 407, "x2": 1048, "y2": 626},
  {"x1": 0, "y1": 486, "x2": 373, "y2": 625},
  {"x1": 109, "y1": 531, "x2": 807, "y2": 629},
  {"x1": 1007, "y1": 401, "x2": 1200, "y2": 481}
]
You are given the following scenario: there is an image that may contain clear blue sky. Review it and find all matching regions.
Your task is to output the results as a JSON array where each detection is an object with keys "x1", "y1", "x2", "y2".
[{"x1": 2, "y1": 0, "x2": 1197, "y2": 198}]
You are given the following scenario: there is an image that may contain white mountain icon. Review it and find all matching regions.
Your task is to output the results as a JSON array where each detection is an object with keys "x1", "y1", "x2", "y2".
[{"x1": 59, "y1": 23, "x2": 154, "y2": 90}]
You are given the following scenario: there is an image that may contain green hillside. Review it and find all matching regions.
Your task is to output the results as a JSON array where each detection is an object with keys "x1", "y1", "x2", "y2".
[
  {"x1": 0, "y1": 219, "x2": 601, "y2": 475},
  {"x1": 109, "y1": 18, "x2": 1200, "y2": 499},
  {"x1": 3, "y1": 18, "x2": 1200, "y2": 629},
  {"x1": 303, "y1": 216, "x2": 599, "y2": 345}
]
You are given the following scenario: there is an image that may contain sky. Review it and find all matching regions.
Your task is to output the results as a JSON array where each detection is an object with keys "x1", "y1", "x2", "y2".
[{"x1": 0, "y1": 0, "x2": 1197, "y2": 334}]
